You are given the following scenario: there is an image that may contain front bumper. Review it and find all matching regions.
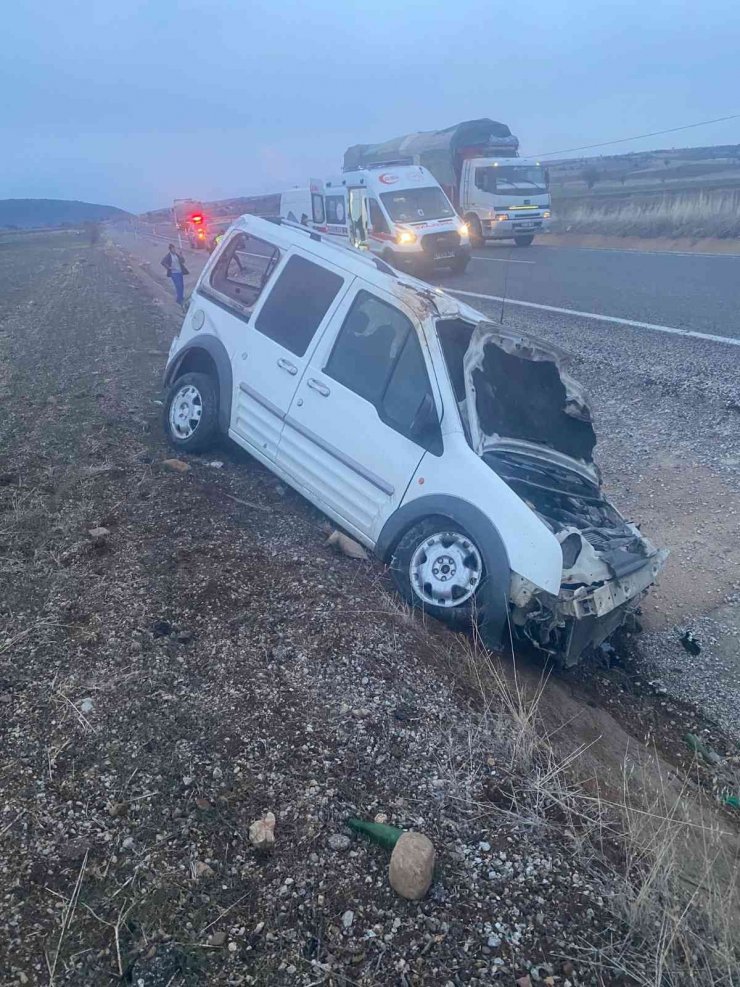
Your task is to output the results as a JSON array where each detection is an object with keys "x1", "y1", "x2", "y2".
[
  {"x1": 483, "y1": 216, "x2": 549, "y2": 240},
  {"x1": 513, "y1": 549, "x2": 668, "y2": 664},
  {"x1": 559, "y1": 549, "x2": 668, "y2": 621},
  {"x1": 390, "y1": 243, "x2": 470, "y2": 271}
]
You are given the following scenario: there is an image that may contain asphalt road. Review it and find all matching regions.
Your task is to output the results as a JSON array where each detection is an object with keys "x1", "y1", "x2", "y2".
[
  {"x1": 437, "y1": 242, "x2": 740, "y2": 341},
  {"x1": 122, "y1": 221, "x2": 740, "y2": 343}
]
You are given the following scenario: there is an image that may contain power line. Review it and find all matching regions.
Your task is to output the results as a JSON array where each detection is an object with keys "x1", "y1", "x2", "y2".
[{"x1": 536, "y1": 113, "x2": 740, "y2": 158}]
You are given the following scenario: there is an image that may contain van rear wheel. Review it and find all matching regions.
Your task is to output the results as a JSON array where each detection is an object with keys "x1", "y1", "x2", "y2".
[{"x1": 391, "y1": 517, "x2": 484, "y2": 628}]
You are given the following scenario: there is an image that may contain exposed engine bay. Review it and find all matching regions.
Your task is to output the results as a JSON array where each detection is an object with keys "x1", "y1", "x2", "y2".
[{"x1": 437, "y1": 317, "x2": 668, "y2": 664}]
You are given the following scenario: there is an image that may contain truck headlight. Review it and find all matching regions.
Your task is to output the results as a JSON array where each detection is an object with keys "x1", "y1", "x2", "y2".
[
  {"x1": 396, "y1": 228, "x2": 417, "y2": 245},
  {"x1": 543, "y1": 211, "x2": 551, "y2": 219},
  {"x1": 495, "y1": 213, "x2": 510, "y2": 222}
]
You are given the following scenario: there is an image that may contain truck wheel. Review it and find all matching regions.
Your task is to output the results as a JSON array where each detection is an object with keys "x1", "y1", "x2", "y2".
[
  {"x1": 514, "y1": 235, "x2": 535, "y2": 247},
  {"x1": 390, "y1": 517, "x2": 484, "y2": 628},
  {"x1": 164, "y1": 372, "x2": 219, "y2": 453},
  {"x1": 466, "y1": 215, "x2": 484, "y2": 248}
]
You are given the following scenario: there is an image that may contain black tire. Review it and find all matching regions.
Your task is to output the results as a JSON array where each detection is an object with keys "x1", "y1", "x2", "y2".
[
  {"x1": 381, "y1": 248, "x2": 399, "y2": 270},
  {"x1": 163, "y1": 371, "x2": 219, "y2": 453},
  {"x1": 390, "y1": 516, "x2": 485, "y2": 628},
  {"x1": 514, "y1": 235, "x2": 534, "y2": 247},
  {"x1": 449, "y1": 254, "x2": 470, "y2": 274},
  {"x1": 466, "y1": 214, "x2": 484, "y2": 248}
]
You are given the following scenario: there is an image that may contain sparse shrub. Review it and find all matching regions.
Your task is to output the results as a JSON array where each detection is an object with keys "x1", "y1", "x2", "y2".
[
  {"x1": 553, "y1": 188, "x2": 740, "y2": 238},
  {"x1": 582, "y1": 165, "x2": 601, "y2": 190}
]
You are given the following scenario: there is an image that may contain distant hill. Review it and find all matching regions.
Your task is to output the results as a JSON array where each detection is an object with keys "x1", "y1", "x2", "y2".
[
  {"x1": 548, "y1": 143, "x2": 740, "y2": 201},
  {"x1": 0, "y1": 199, "x2": 131, "y2": 229}
]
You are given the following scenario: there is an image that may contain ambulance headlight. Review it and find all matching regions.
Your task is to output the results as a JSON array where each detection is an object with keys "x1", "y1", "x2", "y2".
[
  {"x1": 396, "y1": 229, "x2": 417, "y2": 245},
  {"x1": 458, "y1": 222, "x2": 469, "y2": 238}
]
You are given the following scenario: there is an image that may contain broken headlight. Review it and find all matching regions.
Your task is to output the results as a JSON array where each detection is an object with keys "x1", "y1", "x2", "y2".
[{"x1": 560, "y1": 532, "x2": 582, "y2": 569}]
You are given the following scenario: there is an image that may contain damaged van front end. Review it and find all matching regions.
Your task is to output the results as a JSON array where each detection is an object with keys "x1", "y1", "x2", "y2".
[{"x1": 460, "y1": 323, "x2": 668, "y2": 665}]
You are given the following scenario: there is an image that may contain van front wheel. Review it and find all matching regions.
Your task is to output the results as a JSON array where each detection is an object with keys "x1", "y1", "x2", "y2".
[
  {"x1": 466, "y1": 215, "x2": 484, "y2": 248},
  {"x1": 514, "y1": 235, "x2": 534, "y2": 247},
  {"x1": 164, "y1": 372, "x2": 219, "y2": 453},
  {"x1": 391, "y1": 518, "x2": 484, "y2": 628}
]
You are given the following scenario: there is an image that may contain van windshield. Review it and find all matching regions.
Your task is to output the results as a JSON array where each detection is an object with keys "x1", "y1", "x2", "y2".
[{"x1": 380, "y1": 187, "x2": 455, "y2": 223}]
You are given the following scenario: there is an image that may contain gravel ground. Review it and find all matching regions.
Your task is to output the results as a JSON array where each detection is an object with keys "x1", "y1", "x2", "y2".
[
  {"x1": 2, "y1": 231, "x2": 738, "y2": 985},
  {"x1": 0, "y1": 232, "x2": 636, "y2": 986},
  {"x1": 447, "y1": 292, "x2": 740, "y2": 735}
]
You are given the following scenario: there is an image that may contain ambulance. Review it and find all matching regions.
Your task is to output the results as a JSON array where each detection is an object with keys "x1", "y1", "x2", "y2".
[{"x1": 309, "y1": 165, "x2": 470, "y2": 275}]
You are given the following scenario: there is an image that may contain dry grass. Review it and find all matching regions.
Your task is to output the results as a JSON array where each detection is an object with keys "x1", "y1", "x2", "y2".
[
  {"x1": 434, "y1": 625, "x2": 740, "y2": 986},
  {"x1": 554, "y1": 188, "x2": 740, "y2": 239}
]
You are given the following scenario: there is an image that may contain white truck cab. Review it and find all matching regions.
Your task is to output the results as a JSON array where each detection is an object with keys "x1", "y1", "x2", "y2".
[
  {"x1": 313, "y1": 165, "x2": 471, "y2": 275},
  {"x1": 460, "y1": 157, "x2": 551, "y2": 247},
  {"x1": 162, "y1": 216, "x2": 666, "y2": 665}
]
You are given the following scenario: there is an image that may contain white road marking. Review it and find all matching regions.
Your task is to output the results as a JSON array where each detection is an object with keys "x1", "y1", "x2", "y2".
[
  {"x1": 446, "y1": 288, "x2": 740, "y2": 348},
  {"x1": 470, "y1": 255, "x2": 536, "y2": 265}
]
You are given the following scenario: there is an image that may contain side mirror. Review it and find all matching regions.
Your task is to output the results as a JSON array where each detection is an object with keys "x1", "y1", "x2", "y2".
[{"x1": 410, "y1": 392, "x2": 438, "y2": 440}]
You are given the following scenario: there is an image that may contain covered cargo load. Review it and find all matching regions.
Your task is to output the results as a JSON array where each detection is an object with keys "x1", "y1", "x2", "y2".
[{"x1": 343, "y1": 119, "x2": 519, "y2": 187}]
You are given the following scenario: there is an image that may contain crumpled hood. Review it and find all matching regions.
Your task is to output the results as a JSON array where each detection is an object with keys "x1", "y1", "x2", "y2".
[{"x1": 462, "y1": 324, "x2": 599, "y2": 484}]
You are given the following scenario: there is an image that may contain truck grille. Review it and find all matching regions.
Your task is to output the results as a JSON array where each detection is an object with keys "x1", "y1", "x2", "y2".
[{"x1": 420, "y1": 231, "x2": 461, "y2": 256}]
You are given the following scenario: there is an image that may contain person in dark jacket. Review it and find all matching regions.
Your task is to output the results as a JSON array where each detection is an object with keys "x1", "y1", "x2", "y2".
[{"x1": 161, "y1": 244, "x2": 189, "y2": 308}]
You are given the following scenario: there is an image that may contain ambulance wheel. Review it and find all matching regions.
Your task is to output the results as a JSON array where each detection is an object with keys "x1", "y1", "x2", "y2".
[
  {"x1": 515, "y1": 235, "x2": 535, "y2": 247},
  {"x1": 466, "y1": 215, "x2": 483, "y2": 247}
]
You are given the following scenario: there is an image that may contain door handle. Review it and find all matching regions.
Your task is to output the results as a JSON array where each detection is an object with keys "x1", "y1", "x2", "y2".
[
  {"x1": 307, "y1": 378, "x2": 330, "y2": 397},
  {"x1": 277, "y1": 358, "x2": 298, "y2": 376}
]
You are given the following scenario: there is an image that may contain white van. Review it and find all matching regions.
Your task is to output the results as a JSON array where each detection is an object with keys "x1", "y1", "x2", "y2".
[
  {"x1": 162, "y1": 216, "x2": 666, "y2": 665},
  {"x1": 279, "y1": 188, "x2": 316, "y2": 226},
  {"x1": 313, "y1": 165, "x2": 471, "y2": 275}
]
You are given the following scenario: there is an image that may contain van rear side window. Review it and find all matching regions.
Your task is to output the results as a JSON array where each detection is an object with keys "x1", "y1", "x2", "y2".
[
  {"x1": 254, "y1": 255, "x2": 344, "y2": 357},
  {"x1": 208, "y1": 232, "x2": 280, "y2": 316},
  {"x1": 326, "y1": 195, "x2": 346, "y2": 226},
  {"x1": 312, "y1": 194, "x2": 325, "y2": 224}
]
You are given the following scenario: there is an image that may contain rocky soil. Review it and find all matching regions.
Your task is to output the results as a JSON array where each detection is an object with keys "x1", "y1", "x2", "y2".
[{"x1": 1, "y1": 231, "x2": 738, "y2": 985}]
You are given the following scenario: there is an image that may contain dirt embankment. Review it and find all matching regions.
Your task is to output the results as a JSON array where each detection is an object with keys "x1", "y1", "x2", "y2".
[{"x1": 1, "y1": 233, "x2": 739, "y2": 985}]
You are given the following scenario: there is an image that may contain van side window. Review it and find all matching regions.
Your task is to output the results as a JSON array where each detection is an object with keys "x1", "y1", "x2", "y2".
[
  {"x1": 254, "y1": 254, "x2": 343, "y2": 357},
  {"x1": 367, "y1": 198, "x2": 390, "y2": 235},
  {"x1": 311, "y1": 194, "x2": 325, "y2": 224},
  {"x1": 324, "y1": 290, "x2": 441, "y2": 452},
  {"x1": 325, "y1": 195, "x2": 346, "y2": 226},
  {"x1": 208, "y1": 232, "x2": 280, "y2": 316}
]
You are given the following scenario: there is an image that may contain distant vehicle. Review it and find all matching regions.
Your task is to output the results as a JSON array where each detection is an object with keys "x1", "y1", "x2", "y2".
[
  {"x1": 173, "y1": 199, "x2": 209, "y2": 249},
  {"x1": 279, "y1": 188, "x2": 314, "y2": 226},
  {"x1": 162, "y1": 216, "x2": 666, "y2": 665},
  {"x1": 344, "y1": 119, "x2": 551, "y2": 247},
  {"x1": 307, "y1": 166, "x2": 470, "y2": 274}
]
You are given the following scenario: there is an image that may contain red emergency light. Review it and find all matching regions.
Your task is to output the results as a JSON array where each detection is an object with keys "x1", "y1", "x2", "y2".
[{"x1": 190, "y1": 213, "x2": 204, "y2": 224}]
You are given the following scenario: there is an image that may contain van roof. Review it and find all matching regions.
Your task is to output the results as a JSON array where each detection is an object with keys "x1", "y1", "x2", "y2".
[
  {"x1": 232, "y1": 214, "x2": 464, "y2": 318},
  {"x1": 328, "y1": 164, "x2": 439, "y2": 193}
]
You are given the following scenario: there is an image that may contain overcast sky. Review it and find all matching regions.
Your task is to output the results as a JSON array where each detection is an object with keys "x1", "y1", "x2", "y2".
[{"x1": 3, "y1": 0, "x2": 739, "y2": 213}]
